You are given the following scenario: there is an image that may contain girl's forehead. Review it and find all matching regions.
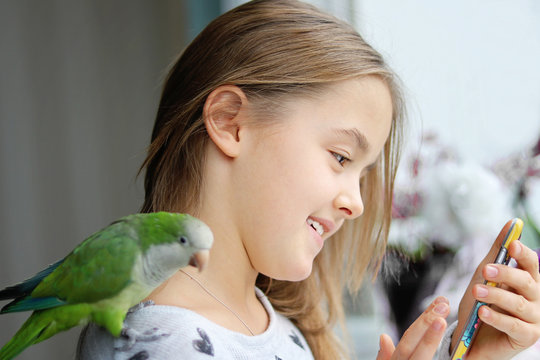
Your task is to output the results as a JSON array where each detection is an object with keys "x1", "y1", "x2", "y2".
[
  {"x1": 280, "y1": 77, "x2": 391, "y2": 110},
  {"x1": 281, "y1": 78, "x2": 392, "y2": 121},
  {"x1": 247, "y1": 77, "x2": 392, "y2": 151},
  {"x1": 241, "y1": 77, "x2": 393, "y2": 152}
]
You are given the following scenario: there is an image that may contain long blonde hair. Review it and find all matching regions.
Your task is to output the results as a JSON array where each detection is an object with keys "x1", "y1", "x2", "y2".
[{"x1": 140, "y1": 0, "x2": 404, "y2": 358}]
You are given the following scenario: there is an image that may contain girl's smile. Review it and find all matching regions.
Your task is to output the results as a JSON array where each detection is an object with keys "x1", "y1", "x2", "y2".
[
  {"x1": 306, "y1": 216, "x2": 335, "y2": 249},
  {"x1": 306, "y1": 216, "x2": 334, "y2": 237}
]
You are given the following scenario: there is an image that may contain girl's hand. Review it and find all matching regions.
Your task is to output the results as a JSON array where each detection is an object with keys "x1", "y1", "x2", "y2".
[
  {"x1": 452, "y1": 220, "x2": 540, "y2": 359},
  {"x1": 376, "y1": 297, "x2": 450, "y2": 359}
]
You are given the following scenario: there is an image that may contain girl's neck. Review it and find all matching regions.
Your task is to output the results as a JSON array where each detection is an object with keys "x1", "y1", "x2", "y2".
[
  {"x1": 147, "y1": 155, "x2": 269, "y2": 334},
  {"x1": 144, "y1": 230, "x2": 268, "y2": 335}
]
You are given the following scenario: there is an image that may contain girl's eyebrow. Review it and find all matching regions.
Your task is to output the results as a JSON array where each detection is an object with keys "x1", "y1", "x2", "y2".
[{"x1": 331, "y1": 128, "x2": 370, "y2": 151}]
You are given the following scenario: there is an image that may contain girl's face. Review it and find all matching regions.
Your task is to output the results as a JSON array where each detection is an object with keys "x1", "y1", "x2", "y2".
[{"x1": 231, "y1": 77, "x2": 393, "y2": 281}]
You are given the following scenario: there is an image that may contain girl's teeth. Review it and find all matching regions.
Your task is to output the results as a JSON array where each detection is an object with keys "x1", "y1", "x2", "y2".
[{"x1": 307, "y1": 218, "x2": 324, "y2": 236}]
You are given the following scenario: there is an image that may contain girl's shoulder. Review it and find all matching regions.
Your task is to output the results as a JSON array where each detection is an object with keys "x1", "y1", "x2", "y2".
[{"x1": 77, "y1": 289, "x2": 314, "y2": 359}]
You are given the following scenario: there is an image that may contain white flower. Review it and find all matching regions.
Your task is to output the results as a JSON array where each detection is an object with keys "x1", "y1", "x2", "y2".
[
  {"x1": 417, "y1": 161, "x2": 512, "y2": 249},
  {"x1": 388, "y1": 217, "x2": 430, "y2": 255}
]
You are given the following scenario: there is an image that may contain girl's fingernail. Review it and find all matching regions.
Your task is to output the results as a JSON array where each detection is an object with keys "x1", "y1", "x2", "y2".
[
  {"x1": 434, "y1": 303, "x2": 448, "y2": 315},
  {"x1": 486, "y1": 265, "x2": 498, "y2": 278},
  {"x1": 513, "y1": 241, "x2": 522, "y2": 256},
  {"x1": 434, "y1": 296, "x2": 449, "y2": 304},
  {"x1": 479, "y1": 306, "x2": 490, "y2": 319},
  {"x1": 476, "y1": 285, "x2": 489, "y2": 298}
]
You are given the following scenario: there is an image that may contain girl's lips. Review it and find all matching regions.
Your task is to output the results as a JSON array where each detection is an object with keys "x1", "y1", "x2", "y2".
[{"x1": 308, "y1": 216, "x2": 336, "y2": 235}]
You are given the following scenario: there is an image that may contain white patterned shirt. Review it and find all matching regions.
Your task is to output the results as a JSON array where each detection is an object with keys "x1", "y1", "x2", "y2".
[{"x1": 77, "y1": 288, "x2": 314, "y2": 360}]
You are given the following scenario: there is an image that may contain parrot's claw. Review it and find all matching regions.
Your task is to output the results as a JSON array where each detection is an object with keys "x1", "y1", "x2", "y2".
[
  {"x1": 127, "y1": 300, "x2": 155, "y2": 315},
  {"x1": 115, "y1": 326, "x2": 170, "y2": 351}
]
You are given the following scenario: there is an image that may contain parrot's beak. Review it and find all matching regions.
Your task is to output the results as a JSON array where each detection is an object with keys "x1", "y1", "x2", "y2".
[{"x1": 189, "y1": 249, "x2": 210, "y2": 272}]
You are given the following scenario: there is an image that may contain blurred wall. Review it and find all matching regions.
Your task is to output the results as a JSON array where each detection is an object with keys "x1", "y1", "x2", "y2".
[
  {"x1": 356, "y1": 0, "x2": 540, "y2": 164},
  {"x1": 0, "y1": 1, "x2": 191, "y2": 358}
]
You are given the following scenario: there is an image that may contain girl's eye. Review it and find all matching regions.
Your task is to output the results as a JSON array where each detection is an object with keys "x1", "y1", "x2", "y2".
[{"x1": 331, "y1": 152, "x2": 350, "y2": 166}]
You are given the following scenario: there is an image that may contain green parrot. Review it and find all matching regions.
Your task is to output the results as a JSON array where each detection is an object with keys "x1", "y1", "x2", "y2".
[{"x1": 0, "y1": 212, "x2": 213, "y2": 360}]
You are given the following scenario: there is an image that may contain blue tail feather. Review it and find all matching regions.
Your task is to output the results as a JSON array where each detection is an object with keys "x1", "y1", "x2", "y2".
[
  {"x1": 1, "y1": 296, "x2": 66, "y2": 314},
  {"x1": 0, "y1": 258, "x2": 64, "y2": 300}
]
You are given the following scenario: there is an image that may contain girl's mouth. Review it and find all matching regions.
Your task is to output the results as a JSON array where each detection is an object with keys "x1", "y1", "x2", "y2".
[{"x1": 307, "y1": 218, "x2": 324, "y2": 236}]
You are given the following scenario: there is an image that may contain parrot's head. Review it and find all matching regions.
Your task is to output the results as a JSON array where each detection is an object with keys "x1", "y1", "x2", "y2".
[
  {"x1": 134, "y1": 212, "x2": 214, "y2": 285},
  {"x1": 179, "y1": 214, "x2": 214, "y2": 272}
]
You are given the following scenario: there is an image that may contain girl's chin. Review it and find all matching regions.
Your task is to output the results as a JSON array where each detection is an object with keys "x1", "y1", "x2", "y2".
[{"x1": 263, "y1": 261, "x2": 314, "y2": 282}]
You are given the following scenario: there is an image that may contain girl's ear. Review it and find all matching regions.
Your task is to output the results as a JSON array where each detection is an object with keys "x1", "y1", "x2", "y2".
[{"x1": 203, "y1": 85, "x2": 248, "y2": 158}]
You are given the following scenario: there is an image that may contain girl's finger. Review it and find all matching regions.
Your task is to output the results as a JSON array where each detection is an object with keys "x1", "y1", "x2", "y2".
[
  {"x1": 474, "y1": 284, "x2": 540, "y2": 323},
  {"x1": 408, "y1": 317, "x2": 447, "y2": 359},
  {"x1": 482, "y1": 264, "x2": 539, "y2": 302},
  {"x1": 376, "y1": 334, "x2": 395, "y2": 360},
  {"x1": 479, "y1": 305, "x2": 540, "y2": 348},
  {"x1": 509, "y1": 241, "x2": 540, "y2": 282},
  {"x1": 393, "y1": 297, "x2": 449, "y2": 358}
]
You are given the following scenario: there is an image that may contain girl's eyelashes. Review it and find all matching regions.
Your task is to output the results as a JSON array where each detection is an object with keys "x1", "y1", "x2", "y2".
[{"x1": 330, "y1": 151, "x2": 351, "y2": 166}]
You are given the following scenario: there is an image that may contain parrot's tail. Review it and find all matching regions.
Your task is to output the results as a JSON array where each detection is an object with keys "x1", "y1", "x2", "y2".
[
  {"x1": 0, "y1": 312, "x2": 48, "y2": 360},
  {"x1": 0, "y1": 306, "x2": 92, "y2": 360}
]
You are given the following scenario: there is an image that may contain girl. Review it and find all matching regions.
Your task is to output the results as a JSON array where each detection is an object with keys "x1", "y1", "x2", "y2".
[{"x1": 78, "y1": 0, "x2": 540, "y2": 359}]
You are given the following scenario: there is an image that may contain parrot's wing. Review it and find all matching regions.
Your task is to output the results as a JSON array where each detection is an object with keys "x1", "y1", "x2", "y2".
[
  {"x1": 0, "y1": 258, "x2": 64, "y2": 301},
  {"x1": 2, "y1": 225, "x2": 141, "y2": 313}
]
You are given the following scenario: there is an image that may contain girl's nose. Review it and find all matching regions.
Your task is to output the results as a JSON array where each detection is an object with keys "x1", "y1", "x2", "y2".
[{"x1": 333, "y1": 183, "x2": 364, "y2": 219}]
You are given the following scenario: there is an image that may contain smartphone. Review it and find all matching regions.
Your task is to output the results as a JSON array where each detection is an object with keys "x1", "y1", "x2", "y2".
[{"x1": 450, "y1": 218, "x2": 524, "y2": 360}]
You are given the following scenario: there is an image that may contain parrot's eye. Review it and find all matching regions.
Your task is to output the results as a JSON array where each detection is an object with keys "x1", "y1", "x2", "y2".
[{"x1": 179, "y1": 236, "x2": 188, "y2": 245}]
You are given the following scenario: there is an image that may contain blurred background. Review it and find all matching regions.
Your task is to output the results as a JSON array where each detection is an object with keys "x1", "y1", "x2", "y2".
[{"x1": 0, "y1": 0, "x2": 539, "y2": 359}]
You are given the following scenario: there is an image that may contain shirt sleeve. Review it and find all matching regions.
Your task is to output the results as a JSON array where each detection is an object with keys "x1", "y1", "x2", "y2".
[
  {"x1": 76, "y1": 324, "x2": 116, "y2": 360},
  {"x1": 434, "y1": 320, "x2": 458, "y2": 360}
]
